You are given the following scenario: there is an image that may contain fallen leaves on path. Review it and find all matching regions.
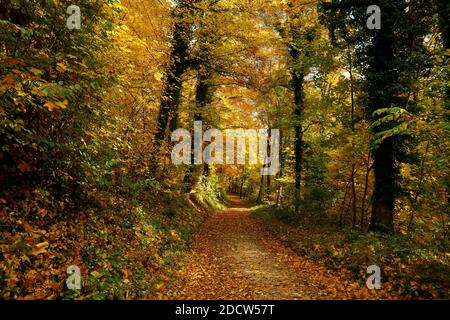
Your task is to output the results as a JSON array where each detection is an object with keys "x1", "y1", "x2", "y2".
[{"x1": 172, "y1": 196, "x2": 397, "y2": 300}]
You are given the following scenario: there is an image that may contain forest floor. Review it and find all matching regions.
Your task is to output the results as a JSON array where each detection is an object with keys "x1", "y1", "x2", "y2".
[{"x1": 171, "y1": 195, "x2": 395, "y2": 300}]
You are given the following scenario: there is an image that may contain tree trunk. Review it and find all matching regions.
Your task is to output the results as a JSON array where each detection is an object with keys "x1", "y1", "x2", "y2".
[
  {"x1": 437, "y1": 0, "x2": 450, "y2": 209},
  {"x1": 370, "y1": 139, "x2": 396, "y2": 232},
  {"x1": 276, "y1": 133, "x2": 285, "y2": 208},
  {"x1": 361, "y1": 151, "x2": 372, "y2": 229},
  {"x1": 256, "y1": 173, "x2": 264, "y2": 204},
  {"x1": 367, "y1": 21, "x2": 399, "y2": 233},
  {"x1": 290, "y1": 53, "x2": 304, "y2": 214},
  {"x1": 437, "y1": 0, "x2": 450, "y2": 51},
  {"x1": 183, "y1": 70, "x2": 212, "y2": 192},
  {"x1": 349, "y1": 55, "x2": 358, "y2": 228},
  {"x1": 153, "y1": 1, "x2": 197, "y2": 147},
  {"x1": 339, "y1": 184, "x2": 350, "y2": 227},
  {"x1": 266, "y1": 129, "x2": 272, "y2": 203}
]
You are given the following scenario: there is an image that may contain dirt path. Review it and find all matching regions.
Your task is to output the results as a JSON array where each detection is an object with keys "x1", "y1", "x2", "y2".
[{"x1": 173, "y1": 196, "x2": 373, "y2": 300}]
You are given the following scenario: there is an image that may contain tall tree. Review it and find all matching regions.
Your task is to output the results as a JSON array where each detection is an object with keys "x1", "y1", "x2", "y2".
[
  {"x1": 275, "y1": 2, "x2": 316, "y2": 214},
  {"x1": 436, "y1": 0, "x2": 449, "y2": 120},
  {"x1": 320, "y1": 0, "x2": 436, "y2": 232},
  {"x1": 153, "y1": 0, "x2": 199, "y2": 146},
  {"x1": 436, "y1": 0, "x2": 450, "y2": 206},
  {"x1": 183, "y1": 68, "x2": 215, "y2": 192}
]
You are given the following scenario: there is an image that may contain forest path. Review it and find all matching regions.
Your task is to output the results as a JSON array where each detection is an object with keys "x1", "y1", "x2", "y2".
[{"x1": 173, "y1": 195, "x2": 361, "y2": 300}]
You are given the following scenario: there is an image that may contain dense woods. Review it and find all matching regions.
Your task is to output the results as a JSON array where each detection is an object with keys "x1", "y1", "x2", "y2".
[{"x1": 0, "y1": 0, "x2": 448, "y2": 299}]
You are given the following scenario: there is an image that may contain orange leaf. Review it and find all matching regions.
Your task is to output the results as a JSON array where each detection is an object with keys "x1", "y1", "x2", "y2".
[
  {"x1": 44, "y1": 100, "x2": 67, "y2": 112},
  {"x1": 3, "y1": 58, "x2": 26, "y2": 66},
  {"x1": 18, "y1": 162, "x2": 31, "y2": 172},
  {"x1": 44, "y1": 101, "x2": 58, "y2": 112},
  {"x1": 1, "y1": 75, "x2": 16, "y2": 88},
  {"x1": 31, "y1": 242, "x2": 48, "y2": 256}
]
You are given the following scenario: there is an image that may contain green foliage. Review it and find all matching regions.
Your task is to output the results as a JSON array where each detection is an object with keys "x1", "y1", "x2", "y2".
[
  {"x1": 195, "y1": 166, "x2": 228, "y2": 210},
  {"x1": 0, "y1": 0, "x2": 119, "y2": 207}
]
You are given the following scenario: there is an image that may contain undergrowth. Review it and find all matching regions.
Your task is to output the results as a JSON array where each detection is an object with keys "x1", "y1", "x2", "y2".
[
  {"x1": 252, "y1": 206, "x2": 449, "y2": 299},
  {"x1": 0, "y1": 181, "x2": 226, "y2": 300}
]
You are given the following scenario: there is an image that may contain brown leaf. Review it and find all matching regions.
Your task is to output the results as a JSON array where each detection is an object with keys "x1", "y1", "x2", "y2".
[{"x1": 21, "y1": 221, "x2": 36, "y2": 233}]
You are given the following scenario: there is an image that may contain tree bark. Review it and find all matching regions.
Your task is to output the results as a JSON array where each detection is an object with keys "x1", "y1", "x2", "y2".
[
  {"x1": 361, "y1": 151, "x2": 372, "y2": 229},
  {"x1": 256, "y1": 173, "x2": 264, "y2": 204},
  {"x1": 349, "y1": 55, "x2": 358, "y2": 228},
  {"x1": 290, "y1": 49, "x2": 304, "y2": 214},
  {"x1": 368, "y1": 21, "x2": 399, "y2": 233},
  {"x1": 153, "y1": 1, "x2": 197, "y2": 147},
  {"x1": 183, "y1": 70, "x2": 212, "y2": 192},
  {"x1": 276, "y1": 132, "x2": 285, "y2": 208}
]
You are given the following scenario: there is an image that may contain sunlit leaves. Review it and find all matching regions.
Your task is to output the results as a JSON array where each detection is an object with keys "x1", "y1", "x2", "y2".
[{"x1": 44, "y1": 99, "x2": 68, "y2": 112}]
